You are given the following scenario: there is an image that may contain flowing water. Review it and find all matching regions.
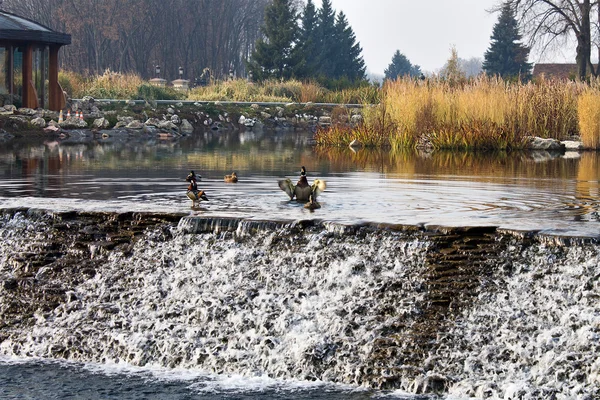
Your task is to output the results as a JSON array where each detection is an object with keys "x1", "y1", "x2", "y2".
[{"x1": 0, "y1": 128, "x2": 599, "y2": 399}]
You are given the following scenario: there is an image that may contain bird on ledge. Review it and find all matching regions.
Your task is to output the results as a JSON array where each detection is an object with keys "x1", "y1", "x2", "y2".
[
  {"x1": 186, "y1": 170, "x2": 208, "y2": 206},
  {"x1": 224, "y1": 172, "x2": 238, "y2": 183},
  {"x1": 278, "y1": 166, "x2": 326, "y2": 202},
  {"x1": 304, "y1": 194, "x2": 321, "y2": 210}
]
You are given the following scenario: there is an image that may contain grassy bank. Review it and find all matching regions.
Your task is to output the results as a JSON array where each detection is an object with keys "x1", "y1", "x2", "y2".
[
  {"x1": 59, "y1": 70, "x2": 380, "y2": 104},
  {"x1": 317, "y1": 76, "x2": 585, "y2": 150}
]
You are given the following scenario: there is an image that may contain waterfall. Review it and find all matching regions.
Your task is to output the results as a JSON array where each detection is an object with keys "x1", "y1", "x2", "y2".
[{"x1": 0, "y1": 209, "x2": 599, "y2": 398}]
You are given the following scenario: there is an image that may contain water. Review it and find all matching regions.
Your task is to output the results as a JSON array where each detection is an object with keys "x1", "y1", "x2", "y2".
[
  {"x1": 0, "y1": 129, "x2": 599, "y2": 236},
  {"x1": 0, "y1": 128, "x2": 600, "y2": 399}
]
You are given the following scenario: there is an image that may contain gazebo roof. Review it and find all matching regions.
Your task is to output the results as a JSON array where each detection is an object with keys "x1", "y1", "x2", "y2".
[{"x1": 0, "y1": 11, "x2": 70, "y2": 45}]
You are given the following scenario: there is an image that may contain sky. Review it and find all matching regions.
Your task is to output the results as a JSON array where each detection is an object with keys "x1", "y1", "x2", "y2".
[{"x1": 313, "y1": 0, "x2": 575, "y2": 75}]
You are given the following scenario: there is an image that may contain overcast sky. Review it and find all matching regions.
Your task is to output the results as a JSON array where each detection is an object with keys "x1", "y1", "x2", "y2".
[{"x1": 313, "y1": 0, "x2": 575, "y2": 75}]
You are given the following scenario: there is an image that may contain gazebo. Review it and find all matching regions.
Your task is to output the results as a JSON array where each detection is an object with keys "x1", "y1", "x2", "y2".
[{"x1": 0, "y1": 11, "x2": 71, "y2": 111}]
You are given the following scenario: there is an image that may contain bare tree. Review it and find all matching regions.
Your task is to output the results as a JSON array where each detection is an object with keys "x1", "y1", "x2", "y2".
[
  {"x1": 506, "y1": 0, "x2": 598, "y2": 79},
  {"x1": 2, "y1": 0, "x2": 269, "y2": 80}
]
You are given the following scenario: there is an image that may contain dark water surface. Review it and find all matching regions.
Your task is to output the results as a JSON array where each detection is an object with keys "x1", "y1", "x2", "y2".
[{"x1": 0, "y1": 128, "x2": 599, "y2": 236}]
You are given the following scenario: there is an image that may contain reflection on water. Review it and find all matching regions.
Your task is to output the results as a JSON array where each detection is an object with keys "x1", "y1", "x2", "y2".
[{"x1": 0, "y1": 129, "x2": 599, "y2": 235}]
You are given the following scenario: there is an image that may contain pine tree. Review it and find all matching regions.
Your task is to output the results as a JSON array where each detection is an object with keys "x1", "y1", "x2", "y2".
[
  {"x1": 315, "y1": 0, "x2": 337, "y2": 78},
  {"x1": 332, "y1": 11, "x2": 366, "y2": 82},
  {"x1": 247, "y1": 0, "x2": 298, "y2": 81},
  {"x1": 483, "y1": 3, "x2": 532, "y2": 80},
  {"x1": 293, "y1": 0, "x2": 319, "y2": 79},
  {"x1": 384, "y1": 50, "x2": 421, "y2": 80}
]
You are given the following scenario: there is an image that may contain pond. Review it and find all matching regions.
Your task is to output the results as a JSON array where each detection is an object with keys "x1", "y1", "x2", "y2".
[{"x1": 0, "y1": 127, "x2": 598, "y2": 236}]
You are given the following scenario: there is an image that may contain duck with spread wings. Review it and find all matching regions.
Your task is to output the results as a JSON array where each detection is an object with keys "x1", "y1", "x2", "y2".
[{"x1": 278, "y1": 166, "x2": 326, "y2": 202}]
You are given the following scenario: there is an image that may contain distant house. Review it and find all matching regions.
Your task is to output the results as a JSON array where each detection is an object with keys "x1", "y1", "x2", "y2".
[{"x1": 532, "y1": 63, "x2": 598, "y2": 80}]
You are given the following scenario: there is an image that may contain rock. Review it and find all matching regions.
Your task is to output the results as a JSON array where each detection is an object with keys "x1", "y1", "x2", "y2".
[
  {"x1": 59, "y1": 119, "x2": 88, "y2": 129},
  {"x1": 18, "y1": 107, "x2": 37, "y2": 115},
  {"x1": 351, "y1": 114, "x2": 362, "y2": 124},
  {"x1": 561, "y1": 140, "x2": 584, "y2": 150},
  {"x1": 260, "y1": 112, "x2": 272, "y2": 119},
  {"x1": 43, "y1": 125, "x2": 60, "y2": 133},
  {"x1": 126, "y1": 120, "x2": 144, "y2": 129},
  {"x1": 176, "y1": 102, "x2": 183, "y2": 108},
  {"x1": 238, "y1": 115, "x2": 246, "y2": 125},
  {"x1": 167, "y1": 107, "x2": 175, "y2": 115},
  {"x1": 525, "y1": 136, "x2": 564, "y2": 151},
  {"x1": 4, "y1": 104, "x2": 16, "y2": 112},
  {"x1": 117, "y1": 116, "x2": 134, "y2": 125},
  {"x1": 92, "y1": 118, "x2": 110, "y2": 129},
  {"x1": 82, "y1": 95, "x2": 95, "y2": 103},
  {"x1": 127, "y1": 100, "x2": 136, "y2": 106},
  {"x1": 319, "y1": 116, "x2": 332, "y2": 125},
  {"x1": 158, "y1": 120, "x2": 178, "y2": 132},
  {"x1": 144, "y1": 118, "x2": 161, "y2": 127},
  {"x1": 170, "y1": 114, "x2": 181, "y2": 125},
  {"x1": 180, "y1": 119, "x2": 194, "y2": 134},
  {"x1": 251, "y1": 103, "x2": 260, "y2": 110},
  {"x1": 30, "y1": 117, "x2": 47, "y2": 128},
  {"x1": 276, "y1": 107, "x2": 284, "y2": 117}
]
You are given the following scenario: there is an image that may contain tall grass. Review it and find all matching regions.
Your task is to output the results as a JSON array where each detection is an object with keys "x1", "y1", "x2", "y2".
[
  {"x1": 59, "y1": 70, "x2": 182, "y2": 100},
  {"x1": 338, "y1": 76, "x2": 583, "y2": 151},
  {"x1": 577, "y1": 79, "x2": 600, "y2": 149}
]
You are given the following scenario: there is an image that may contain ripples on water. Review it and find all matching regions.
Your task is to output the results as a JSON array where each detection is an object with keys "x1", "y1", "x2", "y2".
[
  {"x1": 1, "y1": 129, "x2": 600, "y2": 398},
  {"x1": 0, "y1": 130, "x2": 599, "y2": 235}
]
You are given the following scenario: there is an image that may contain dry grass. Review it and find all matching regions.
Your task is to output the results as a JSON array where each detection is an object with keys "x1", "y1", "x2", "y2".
[{"x1": 329, "y1": 76, "x2": 583, "y2": 150}]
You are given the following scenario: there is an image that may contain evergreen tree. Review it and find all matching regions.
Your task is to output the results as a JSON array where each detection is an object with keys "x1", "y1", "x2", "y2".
[
  {"x1": 293, "y1": 0, "x2": 319, "y2": 79},
  {"x1": 315, "y1": 0, "x2": 337, "y2": 78},
  {"x1": 384, "y1": 50, "x2": 421, "y2": 80},
  {"x1": 247, "y1": 0, "x2": 298, "y2": 81},
  {"x1": 332, "y1": 11, "x2": 366, "y2": 81},
  {"x1": 483, "y1": 3, "x2": 532, "y2": 80}
]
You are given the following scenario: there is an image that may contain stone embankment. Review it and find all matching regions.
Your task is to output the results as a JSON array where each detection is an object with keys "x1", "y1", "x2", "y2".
[{"x1": 0, "y1": 97, "x2": 361, "y2": 142}]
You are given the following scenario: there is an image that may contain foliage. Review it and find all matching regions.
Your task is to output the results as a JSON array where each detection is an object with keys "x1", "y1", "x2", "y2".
[
  {"x1": 577, "y1": 80, "x2": 600, "y2": 149},
  {"x1": 320, "y1": 76, "x2": 583, "y2": 150},
  {"x1": 440, "y1": 46, "x2": 466, "y2": 86},
  {"x1": 293, "y1": 0, "x2": 319, "y2": 78},
  {"x1": 483, "y1": 3, "x2": 532, "y2": 81},
  {"x1": 247, "y1": 0, "x2": 299, "y2": 81},
  {"x1": 59, "y1": 70, "x2": 183, "y2": 100},
  {"x1": 384, "y1": 50, "x2": 422, "y2": 80}
]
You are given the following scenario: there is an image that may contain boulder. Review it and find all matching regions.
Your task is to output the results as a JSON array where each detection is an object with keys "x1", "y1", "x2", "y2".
[
  {"x1": 92, "y1": 118, "x2": 110, "y2": 129},
  {"x1": 180, "y1": 119, "x2": 194, "y2": 134},
  {"x1": 561, "y1": 140, "x2": 584, "y2": 150},
  {"x1": 525, "y1": 136, "x2": 564, "y2": 151},
  {"x1": 18, "y1": 107, "x2": 37, "y2": 115},
  {"x1": 30, "y1": 117, "x2": 47, "y2": 128},
  {"x1": 126, "y1": 120, "x2": 144, "y2": 129},
  {"x1": 158, "y1": 120, "x2": 178, "y2": 132},
  {"x1": 144, "y1": 118, "x2": 161, "y2": 127}
]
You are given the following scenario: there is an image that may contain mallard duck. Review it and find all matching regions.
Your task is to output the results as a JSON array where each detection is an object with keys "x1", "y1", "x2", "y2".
[
  {"x1": 186, "y1": 170, "x2": 208, "y2": 206},
  {"x1": 304, "y1": 194, "x2": 321, "y2": 210},
  {"x1": 224, "y1": 172, "x2": 238, "y2": 183},
  {"x1": 278, "y1": 166, "x2": 326, "y2": 202}
]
